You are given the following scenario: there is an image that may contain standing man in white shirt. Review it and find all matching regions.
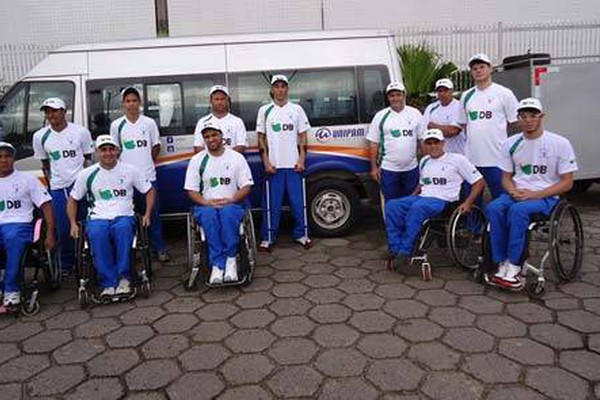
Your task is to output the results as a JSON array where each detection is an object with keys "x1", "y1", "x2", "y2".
[
  {"x1": 110, "y1": 87, "x2": 169, "y2": 262},
  {"x1": 459, "y1": 53, "x2": 520, "y2": 201},
  {"x1": 367, "y1": 82, "x2": 423, "y2": 202},
  {"x1": 193, "y1": 85, "x2": 247, "y2": 154},
  {"x1": 184, "y1": 120, "x2": 254, "y2": 284},
  {"x1": 421, "y1": 78, "x2": 466, "y2": 155},
  {"x1": 32, "y1": 98, "x2": 94, "y2": 273},
  {"x1": 257, "y1": 74, "x2": 312, "y2": 252},
  {"x1": 0, "y1": 142, "x2": 55, "y2": 307},
  {"x1": 67, "y1": 135, "x2": 155, "y2": 297},
  {"x1": 486, "y1": 98, "x2": 578, "y2": 288}
]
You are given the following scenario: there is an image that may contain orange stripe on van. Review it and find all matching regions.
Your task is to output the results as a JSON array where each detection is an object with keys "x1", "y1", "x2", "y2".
[{"x1": 308, "y1": 145, "x2": 370, "y2": 158}]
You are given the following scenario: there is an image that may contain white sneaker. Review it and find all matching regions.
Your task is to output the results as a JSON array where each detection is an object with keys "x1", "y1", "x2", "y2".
[
  {"x1": 259, "y1": 241, "x2": 271, "y2": 252},
  {"x1": 3, "y1": 291, "x2": 20, "y2": 307},
  {"x1": 295, "y1": 236, "x2": 313, "y2": 249},
  {"x1": 116, "y1": 278, "x2": 131, "y2": 295},
  {"x1": 504, "y1": 262, "x2": 522, "y2": 283},
  {"x1": 209, "y1": 267, "x2": 224, "y2": 285},
  {"x1": 224, "y1": 257, "x2": 238, "y2": 282},
  {"x1": 494, "y1": 261, "x2": 509, "y2": 279},
  {"x1": 100, "y1": 287, "x2": 116, "y2": 297}
]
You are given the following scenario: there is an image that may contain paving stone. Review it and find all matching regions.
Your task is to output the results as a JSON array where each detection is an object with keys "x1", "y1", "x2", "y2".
[
  {"x1": 53, "y1": 339, "x2": 105, "y2": 364},
  {"x1": 220, "y1": 354, "x2": 274, "y2": 384},
  {"x1": 443, "y1": 327, "x2": 495, "y2": 353},
  {"x1": 216, "y1": 385, "x2": 271, "y2": 400},
  {"x1": 271, "y1": 283, "x2": 309, "y2": 298},
  {"x1": 349, "y1": 311, "x2": 395, "y2": 333},
  {"x1": 105, "y1": 325, "x2": 155, "y2": 348},
  {"x1": 559, "y1": 350, "x2": 600, "y2": 380},
  {"x1": 366, "y1": 359, "x2": 424, "y2": 391},
  {"x1": 338, "y1": 278, "x2": 376, "y2": 294},
  {"x1": 179, "y1": 344, "x2": 230, "y2": 371},
  {"x1": 230, "y1": 309, "x2": 276, "y2": 328},
  {"x1": 45, "y1": 311, "x2": 89, "y2": 330},
  {"x1": 0, "y1": 355, "x2": 50, "y2": 383},
  {"x1": 73, "y1": 318, "x2": 121, "y2": 338},
  {"x1": 272, "y1": 270, "x2": 306, "y2": 283},
  {"x1": 163, "y1": 297, "x2": 204, "y2": 313},
  {"x1": 498, "y1": 337, "x2": 554, "y2": 365},
  {"x1": 26, "y1": 365, "x2": 85, "y2": 396},
  {"x1": 544, "y1": 297, "x2": 580, "y2": 310},
  {"x1": 141, "y1": 334, "x2": 189, "y2": 359},
  {"x1": 304, "y1": 288, "x2": 345, "y2": 304},
  {"x1": 342, "y1": 293, "x2": 384, "y2": 311},
  {"x1": 506, "y1": 302, "x2": 554, "y2": 323},
  {"x1": 0, "y1": 383, "x2": 21, "y2": 400},
  {"x1": 315, "y1": 348, "x2": 367, "y2": 377},
  {"x1": 529, "y1": 323, "x2": 584, "y2": 349},
  {"x1": 269, "y1": 298, "x2": 312, "y2": 316},
  {"x1": 590, "y1": 333, "x2": 600, "y2": 353},
  {"x1": 224, "y1": 329, "x2": 275, "y2": 353},
  {"x1": 383, "y1": 299, "x2": 428, "y2": 319},
  {"x1": 462, "y1": 353, "x2": 521, "y2": 383},
  {"x1": 330, "y1": 256, "x2": 362, "y2": 267},
  {"x1": 267, "y1": 366, "x2": 322, "y2": 397},
  {"x1": 301, "y1": 262, "x2": 335, "y2": 275},
  {"x1": 486, "y1": 387, "x2": 546, "y2": 400},
  {"x1": 302, "y1": 274, "x2": 341, "y2": 289},
  {"x1": 270, "y1": 315, "x2": 315, "y2": 337},
  {"x1": 191, "y1": 321, "x2": 233, "y2": 342},
  {"x1": 444, "y1": 280, "x2": 485, "y2": 295},
  {"x1": 120, "y1": 306, "x2": 166, "y2": 325},
  {"x1": 65, "y1": 378, "x2": 124, "y2": 400},
  {"x1": 458, "y1": 295, "x2": 504, "y2": 314},
  {"x1": 319, "y1": 378, "x2": 378, "y2": 400},
  {"x1": 429, "y1": 307, "x2": 475, "y2": 327},
  {"x1": 22, "y1": 330, "x2": 72, "y2": 353},
  {"x1": 201, "y1": 289, "x2": 239, "y2": 303},
  {"x1": 404, "y1": 277, "x2": 446, "y2": 290},
  {"x1": 240, "y1": 277, "x2": 273, "y2": 292},
  {"x1": 583, "y1": 298, "x2": 600, "y2": 315},
  {"x1": 422, "y1": 371, "x2": 484, "y2": 400},
  {"x1": 166, "y1": 372, "x2": 224, "y2": 400},
  {"x1": 357, "y1": 333, "x2": 407, "y2": 358},
  {"x1": 487, "y1": 289, "x2": 530, "y2": 304},
  {"x1": 126, "y1": 359, "x2": 181, "y2": 390},
  {"x1": 312, "y1": 324, "x2": 360, "y2": 348},
  {"x1": 560, "y1": 281, "x2": 600, "y2": 298},
  {"x1": 408, "y1": 342, "x2": 461, "y2": 371},
  {"x1": 415, "y1": 289, "x2": 457, "y2": 306},
  {"x1": 153, "y1": 313, "x2": 198, "y2": 334},
  {"x1": 308, "y1": 304, "x2": 351, "y2": 323},
  {"x1": 374, "y1": 283, "x2": 416, "y2": 299},
  {"x1": 267, "y1": 338, "x2": 319, "y2": 365},
  {"x1": 195, "y1": 303, "x2": 239, "y2": 321},
  {"x1": 0, "y1": 322, "x2": 43, "y2": 342},
  {"x1": 477, "y1": 315, "x2": 527, "y2": 338},
  {"x1": 557, "y1": 309, "x2": 600, "y2": 333},
  {"x1": 334, "y1": 267, "x2": 370, "y2": 279},
  {"x1": 0, "y1": 343, "x2": 20, "y2": 364},
  {"x1": 395, "y1": 319, "x2": 444, "y2": 342},
  {"x1": 87, "y1": 349, "x2": 140, "y2": 377},
  {"x1": 90, "y1": 302, "x2": 134, "y2": 318},
  {"x1": 525, "y1": 367, "x2": 588, "y2": 400},
  {"x1": 235, "y1": 292, "x2": 275, "y2": 309}
]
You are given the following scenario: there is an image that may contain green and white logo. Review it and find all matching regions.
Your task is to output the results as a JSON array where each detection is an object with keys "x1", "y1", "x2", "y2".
[
  {"x1": 50, "y1": 151, "x2": 61, "y2": 161},
  {"x1": 99, "y1": 189, "x2": 113, "y2": 200},
  {"x1": 123, "y1": 140, "x2": 136, "y2": 150},
  {"x1": 271, "y1": 123, "x2": 282, "y2": 132},
  {"x1": 0, "y1": 200, "x2": 4, "y2": 211},
  {"x1": 421, "y1": 177, "x2": 432, "y2": 185},
  {"x1": 210, "y1": 177, "x2": 219, "y2": 188}
]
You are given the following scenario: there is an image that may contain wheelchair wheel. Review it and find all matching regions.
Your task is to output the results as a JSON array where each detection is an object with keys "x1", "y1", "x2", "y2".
[
  {"x1": 447, "y1": 206, "x2": 486, "y2": 270},
  {"x1": 183, "y1": 213, "x2": 208, "y2": 290},
  {"x1": 135, "y1": 218, "x2": 152, "y2": 296},
  {"x1": 238, "y1": 211, "x2": 257, "y2": 286},
  {"x1": 549, "y1": 201, "x2": 583, "y2": 282},
  {"x1": 43, "y1": 249, "x2": 61, "y2": 291}
]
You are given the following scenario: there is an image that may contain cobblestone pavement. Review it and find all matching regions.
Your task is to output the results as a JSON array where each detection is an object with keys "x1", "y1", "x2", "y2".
[{"x1": 1, "y1": 189, "x2": 600, "y2": 400}]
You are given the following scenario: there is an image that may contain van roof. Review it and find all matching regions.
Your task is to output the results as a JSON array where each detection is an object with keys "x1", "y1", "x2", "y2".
[{"x1": 52, "y1": 29, "x2": 394, "y2": 53}]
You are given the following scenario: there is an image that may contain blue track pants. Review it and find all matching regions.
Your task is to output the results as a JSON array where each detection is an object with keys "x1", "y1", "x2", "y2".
[
  {"x1": 380, "y1": 167, "x2": 419, "y2": 202},
  {"x1": 0, "y1": 223, "x2": 32, "y2": 292}
]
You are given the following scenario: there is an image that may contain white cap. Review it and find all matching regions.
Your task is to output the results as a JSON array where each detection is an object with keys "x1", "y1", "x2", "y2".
[
  {"x1": 95, "y1": 134, "x2": 118, "y2": 148},
  {"x1": 435, "y1": 78, "x2": 454, "y2": 90},
  {"x1": 386, "y1": 81, "x2": 406, "y2": 93},
  {"x1": 40, "y1": 97, "x2": 66, "y2": 110},
  {"x1": 468, "y1": 53, "x2": 492, "y2": 67},
  {"x1": 200, "y1": 119, "x2": 223, "y2": 134},
  {"x1": 270, "y1": 74, "x2": 289, "y2": 85},
  {"x1": 0, "y1": 141, "x2": 16, "y2": 154},
  {"x1": 517, "y1": 97, "x2": 543, "y2": 113},
  {"x1": 422, "y1": 128, "x2": 445, "y2": 142},
  {"x1": 209, "y1": 85, "x2": 229, "y2": 97}
]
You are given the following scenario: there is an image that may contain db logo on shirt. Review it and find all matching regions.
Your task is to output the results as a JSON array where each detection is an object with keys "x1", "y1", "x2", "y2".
[
  {"x1": 0, "y1": 200, "x2": 21, "y2": 211},
  {"x1": 421, "y1": 177, "x2": 448, "y2": 185},
  {"x1": 391, "y1": 129, "x2": 413, "y2": 138},
  {"x1": 50, "y1": 150, "x2": 77, "y2": 160},
  {"x1": 468, "y1": 111, "x2": 493, "y2": 121},
  {"x1": 272, "y1": 123, "x2": 294, "y2": 132},
  {"x1": 123, "y1": 140, "x2": 148, "y2": 150},
  {"x1": 99, "y1": 189, "x2": 128, "y2": 200},
  {"x1": 520, "y1": 164, "x2": 547, "y2": 175},
  {"x1": 209, "y1": 177, "x2": 232, "y2": 188}
]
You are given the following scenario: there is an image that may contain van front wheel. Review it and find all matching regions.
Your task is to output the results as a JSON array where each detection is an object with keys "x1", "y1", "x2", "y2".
[{"x1": 308, "y1": 179, "x2": 359, "y2": 237}]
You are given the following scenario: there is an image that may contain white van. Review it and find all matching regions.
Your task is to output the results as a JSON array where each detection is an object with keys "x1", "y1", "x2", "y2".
[{"x1": 0, "y1": 29, "x2": 401, "y2": 236}]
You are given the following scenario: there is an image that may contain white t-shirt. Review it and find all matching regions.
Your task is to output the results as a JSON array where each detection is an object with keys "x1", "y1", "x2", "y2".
[
  {"x1": 70, "y1": 161, "x2": 152, "y2": 220},
  {"x1": 459, "y1": 83, "x2": 519, "y2": 167},
  {"x1": 256, "y1": 102, "x2": 311, "y2": 168},
  {"x1": 499, "y1": 131, "x2": 578, "y2": 192},
  {"x1": 32, "y1": 122, "x2": 94, "y2": 189},
  {"x1": 419, "y1": 153, "x2": 483, "y2": 202},
  {"x1": 0, "y1": 170, "x2": 51, "y2": 224},
  {"x1": 193, "y1": 113, "x2": 247, "y2": 150},
  {"x1": 421, "y1": 99, "x2": 466, "y2": 155},
  {"x1": 184, "y1": 148, "x2": 254, "y2": 201},
  {"x1": 367, "y1": 106, "x2": 422, "y2": 172},
  {"x1": 110, "y1": 115, "x2": 160, "y2": 181}
]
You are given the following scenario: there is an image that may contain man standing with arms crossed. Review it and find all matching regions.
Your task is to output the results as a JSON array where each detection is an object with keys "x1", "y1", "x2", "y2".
[{"x1": 110, "y1": 87, "x2": 169, "y2": 262}]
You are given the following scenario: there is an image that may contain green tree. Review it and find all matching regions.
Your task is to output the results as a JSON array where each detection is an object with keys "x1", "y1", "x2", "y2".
[{"x1": 397, "y1": 43, "x2": 457, "y2": 111}]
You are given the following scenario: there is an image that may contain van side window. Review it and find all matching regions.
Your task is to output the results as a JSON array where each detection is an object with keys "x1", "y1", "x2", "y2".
[
  {"x1": 146, "y1": 83, "x2": 183, "y2": 132},
  {"x1": 27, "y1": 82, "x2": 75, "y2": 133},
  {"x1": 229, "y1": 73, "x2": 270, "y2": 132},
  {"x1": 358, "y1": 65, "x2": 389, "y2": 123},
  {"x1": 182, "y1": 80, "x2": 222, "y2": 130},
  {"x1": 87, "y1": 83, "x2": 144, "y2": 138}
]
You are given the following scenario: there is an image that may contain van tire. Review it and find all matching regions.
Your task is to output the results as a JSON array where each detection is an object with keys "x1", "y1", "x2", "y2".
[{"x1": 308, "y1": 179, "x2": 359, "y2": 237}]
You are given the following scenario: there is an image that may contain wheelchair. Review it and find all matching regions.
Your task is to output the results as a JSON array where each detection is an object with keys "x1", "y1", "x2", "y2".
[
  {"x1": 387, "y1": 202, "x2": 486, "y2": 281},
  {"x1": 75, "y1": 216, "x2": 152, "y2": 308},
  {"x1": 183, "y1": 208, "x2": 257, "y2": 290},
  {"x1": 476, "y1": 199, "x2": 584, "y2": 296},
  {"x1": 0, "y1": 218, "x2": 60, "y2": 317}
]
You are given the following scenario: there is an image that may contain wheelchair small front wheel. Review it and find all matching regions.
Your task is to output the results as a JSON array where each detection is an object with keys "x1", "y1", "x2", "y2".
[{"x1": 21, "y1": 300, "x2": 40, "y2": 317}]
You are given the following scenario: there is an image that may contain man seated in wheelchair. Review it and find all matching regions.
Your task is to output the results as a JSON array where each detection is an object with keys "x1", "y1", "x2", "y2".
[
  {"x1": 184, "y1": 120, "x2": 254, "y2": 285},
  {"x1": 385, "y1": 129, "x2": 484, "y2": 268},
  {"x1": 486, "y1": 98, "x2": 578, "y2": 288},
  {"x1": 67, "y1": 135, "x2": 155, "y2": 297},
  {"x1": 0, "y1": 142, "x2": 55, "y2": 308}
]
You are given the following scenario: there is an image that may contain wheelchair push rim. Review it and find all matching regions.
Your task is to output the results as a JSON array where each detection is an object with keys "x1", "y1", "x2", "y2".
[
  {"x1": 550, "y1": 201, "x2": 584, "y2": 282},
  {"x1": 447, "y1": 205, "x2": 486, "y2": 270}
]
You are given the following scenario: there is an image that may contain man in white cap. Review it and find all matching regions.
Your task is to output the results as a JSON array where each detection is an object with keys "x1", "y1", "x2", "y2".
[
  {"x1": 67, "y1": 135, "x2": 155, "y2": 297},
  {"x1": 367, "y1": 81, "x2": 423, "y2": 202},
  {"x1": 193, "y1": 85, "x2": 247, "y2": 154},
  {"x1": 385, "y1": 128, "x2": 484, "y2": 269},
  {"x1": 0, "y1": 141, "x2": 55, "y2": 308},
  {"x1": 256, "y1": 74, "x2": 312, "y2": 252},
  {"x1": 110, "y1": 87, "x2": 169, "y2": 262},
  {"x1": 421, "y1": 78, "x2": 466, "y2": 155},
  {"x1": 485, "y1": 98, "x2": 577, "y2": 288},
  {"x1": 184, "y1": 120, "x2": 254, "y2": 284},
  {"x1": 32, "y1": 97, "x2": 94, "y2": 274},
  {"x1": 459, "y1": 53, "x2": 520, "y2": 202}
]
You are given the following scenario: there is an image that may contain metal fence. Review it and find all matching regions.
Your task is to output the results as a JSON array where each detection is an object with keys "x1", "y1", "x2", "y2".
[{"x1": 0, "y1": 43, "x2": 57, "y2": 94}]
